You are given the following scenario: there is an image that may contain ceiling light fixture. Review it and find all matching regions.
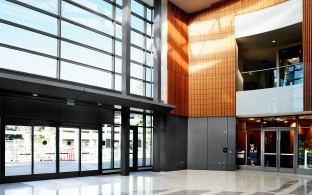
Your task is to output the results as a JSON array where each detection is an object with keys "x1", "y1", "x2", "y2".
[
  {"x1": 32, "y1": 93, "x2": 38, "y2": 97},
  {"x1": 98, "y1": 103, "x2": 102, "y2": 106},
  {"x1": 272, "y1": 40, "x2": 276, "y2": 43}
]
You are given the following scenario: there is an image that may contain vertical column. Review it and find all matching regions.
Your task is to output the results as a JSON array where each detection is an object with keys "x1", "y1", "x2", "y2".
[
  {"x1": 121, "y1": 0, "x2": 131, "y2": 95},
  {"x1": 153, "y1": 0, "x2": 162, "y2": 102},
  {"x1": 153, "y1": 113, "x2": 166, "y2": 172},
  {"x1": 121, "y1": 107, "x2": 130, "y2": 176},
  {"x1": 276, "y1": 50, "x2": 280, "y2": 87}
]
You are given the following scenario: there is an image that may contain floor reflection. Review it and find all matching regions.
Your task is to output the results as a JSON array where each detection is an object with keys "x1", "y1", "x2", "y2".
[{"x1": 1, "y1": 170, "x2": 312, "y2": 195}]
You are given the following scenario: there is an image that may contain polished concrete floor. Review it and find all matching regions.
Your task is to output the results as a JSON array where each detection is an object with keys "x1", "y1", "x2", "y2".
[{"x1": 1, "y1": 170, "x2": 312, "y2": 194}]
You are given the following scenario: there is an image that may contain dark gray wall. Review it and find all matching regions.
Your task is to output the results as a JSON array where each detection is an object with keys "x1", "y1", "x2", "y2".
[
  {"x1": 161, "y1": 114, "x2": 188, "y2": 171},
  {"x1": 188, "y1": 117, "x2": 236, "y2": 171}
]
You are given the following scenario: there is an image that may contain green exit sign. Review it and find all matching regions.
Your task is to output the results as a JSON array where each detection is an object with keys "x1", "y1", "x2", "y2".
[{"x1": 67, "y1": 99, "x2": 75, "y2": 106}]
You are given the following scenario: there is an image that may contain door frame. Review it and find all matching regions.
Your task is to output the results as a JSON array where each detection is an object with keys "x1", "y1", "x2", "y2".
[
  {"x1": 129, "y1": 126, "x2": 138, "y2": 172},
  {"x1": 262, "y1": 128, "x2": 297, "y2": 173},
  {"x1": 0, "y1": 117, "x2": 101, "y2": 183}
]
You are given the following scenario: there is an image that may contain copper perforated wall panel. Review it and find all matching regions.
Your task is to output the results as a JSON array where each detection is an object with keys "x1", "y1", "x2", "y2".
[
  {"x1": 303, "y1": 0, "x2": 312, "y2": 111},
  {"x1": 167, "y1": 2, "x2": 189, "y2": 116},
  {"x1": 188, "y1": 0, "x2": 287, "y2": 117}
]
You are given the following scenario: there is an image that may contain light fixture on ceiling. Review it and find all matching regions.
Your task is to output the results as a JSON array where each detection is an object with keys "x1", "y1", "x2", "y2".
[
  {"x1": 98, "y1": 103, "x2": 102, "y2": 106},
  {"x1": 32, "y1": 93, "x2": 38, "y2": 97},
  {"x1": 272, "y1": 40, "x2": 276, "y2": 43}
]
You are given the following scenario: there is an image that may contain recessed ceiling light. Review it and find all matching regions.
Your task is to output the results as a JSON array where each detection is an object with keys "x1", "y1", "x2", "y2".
[
  {"x1": 272, "y1": 40, "x2": 276, "y2": 43},
  {"x1": 249, "y1": 118, "x2": 254, "y2": 121},
  {"x1": 32, "y1": 93, "x2": 38, "y2": 97},
  {"x1": 263, "y1": 121, "x2": 267, "y2": 124},
  {"x1": 97, "y1": 103, "x2": 102, "y2": 106}
]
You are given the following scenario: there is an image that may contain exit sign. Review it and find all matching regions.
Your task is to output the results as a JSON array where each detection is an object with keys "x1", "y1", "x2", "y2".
[{"x1": 67, "y1": 99, "x2": 75, "y2": 106}]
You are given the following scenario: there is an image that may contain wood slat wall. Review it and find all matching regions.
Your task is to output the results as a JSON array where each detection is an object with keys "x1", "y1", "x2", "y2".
[
  {"x1": 167, "y1": 2, "x2": 189, "y2": 116},
  {"x1": 188, "y1": 0, "x2": 287, "y2": 117},
  {"x1": 303, "y1": 0, "x2": 312, "y2": 111}
]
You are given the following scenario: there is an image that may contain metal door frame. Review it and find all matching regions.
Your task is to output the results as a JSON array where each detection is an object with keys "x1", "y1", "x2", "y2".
[{"x1": 262, "y1": 128, "x2": 297, "y2": 173}]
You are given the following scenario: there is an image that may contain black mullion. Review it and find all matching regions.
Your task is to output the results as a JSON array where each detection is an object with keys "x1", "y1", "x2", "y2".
[
  {"x1": 143, "y1": 115, "x2": 146, "y2": 166},
  {"x1": 57, "y1": 0, "x2": 61, "y2": 79},
  {"x1": 99, "y1": 125, "x2": 102, "y2": 173},
  {"x1": 56, "y1": 126, "x2": 60, "y2": 177},
  {"x1": 131, "y1": 12, "x2": 152, "y2": 24},
  {"x1": 79, "y1": 127, "x2": 82, "y2": 174},
  {"x1": 6, "y1": 0, "x2": 58, "y2": 18},
  {"x1": 31, "y1": 126, "x2": 34, "y2": 175},
  {"x1": 61, "y1": 17, "x2": 115, "y2": 39},
  {"x1": 0, "y1": 43, "x2": 58, "y2": 60},
  {"x1": 0, "y1": 19, "x2": 58, "y2": 39},
  {"x1": 131, "y1": 27, "x2": 151, "y2": 37},
  {"x1": 63, "y1": 0, "x2": 114, "y2": 22},
  {"x1": 111, "y1": 125, "x2": 114, "y2": 169}
]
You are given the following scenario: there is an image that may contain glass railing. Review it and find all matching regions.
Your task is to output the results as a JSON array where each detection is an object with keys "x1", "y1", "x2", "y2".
[{"x1": 237, "y1": 63, "x2": 303, "y2": 91}]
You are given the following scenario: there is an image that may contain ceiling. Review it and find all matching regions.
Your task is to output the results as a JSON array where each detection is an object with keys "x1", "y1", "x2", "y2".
[
  {"x1": 140, "y1": 0, "x2": 223, "y2": 14},
  {"x1": 237, "y1": 23, "x2": 302, "y2": 71}
]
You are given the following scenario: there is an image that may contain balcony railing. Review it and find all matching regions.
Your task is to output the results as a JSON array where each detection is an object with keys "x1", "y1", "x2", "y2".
[{"x1": 237, "y1": 63, "x2": 303, "y2": 91}]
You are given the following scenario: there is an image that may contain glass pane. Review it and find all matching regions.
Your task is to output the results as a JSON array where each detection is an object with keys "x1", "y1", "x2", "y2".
[
  {"x1": 236, "y1": 130, "x2": 246, "y2": 165},
  {"x1": 116, "y1": 0, "x2": 122, "y2": 6},
  {"x1": 146, "y1": 22, "x2": 152, "y2": 36},
  {"x1": 299, "y1": 115, "x2": 312, "y2": 128},
  {"x1": 75, "y1": 0, "x2": 113, "y2": 18},
  {"x1": 115, "y1": 24, "x2": 122, "y2": 39},
  {"x1": 236, "y1": 118, "x2": 246, "y2": 129},
  {"x1": 146, "y1": 83, "x2": 152, "y2": 97},
  {"x1": 61, "y1": 62, "x2": 112, "y2": 89},
  {"x1": 146, "y1": 37, "x2": 152, "y2": 51},
  {"x1": 146, "y1": 67, "x2": 152, "y2": 82},
  {"x1": 280, "y1": 130, "x2": 294, "y2": 168},
  {"x1": 138, "y1": 127, "x2": 143, "y2": 166},
  {"x1": 130, "y1": 114, "x2": 143, "y2": 126},
  {"x1": 299, "y1": 128, "x2": 312, "y2": 169},
  {"x1": 264, "y1": 131, "x2": 276, "y2": 167},
  {"x1": 115, "y1": 58, "x2": 122, "y2": 73},
  {"x1": 115, "y1": 74, "x2": 121, "y2": 91},
  {"x1": 62, "y1": 2, "x2": 112, "y2": 35},
  {"x1": 246, "y1": 118, "x2": 261, "y2": 129},
  {"x1": 0, "y1": 23, "x2": 57, "y2": 56},
  {"x1": 34, "y1": 126, "x2": 56, "y2": 174},
  {"x1": 59, "y1": 127, "x2": 79, "y2": 172},
  {"x1": 131, "y1": 0, "x2": 144, "y2": 17},
  {"x1": 115, "y1": 7, "x2": 122, "y2": 23},
  {"x1": 131, "y1": 31, "x2": 144, "y2": 48},
  {"x1": 247, "y1": 130, "x2": 261, "y2": 166},
  {"x1": 130, "y1": 79, "x2": 144, "y2": 96},
  {"x1": 115, "y1": 40, "x2": 122, "y2": 56},
  {"x1": 61, "y1": 41, "x2": 112, "y2": 71},
  {"x1": 62, "y1": 21, "x2": 112, "y2": 53},
  {"x1": 114, "y1": 111, "x2": 121, "y2": 124},
  {"x1": 146, "y1": 128, "x2": 152, "y2": 166},
  {"x1": 81, "y1": 129, "x2": 99, "y2": 171},
  {"x1": 131, "y1": 47, "x2": 144, "y2": 64},
  {"x1": 263, "y1": 116, "x2": 296, "y2": 128},
  {"x1": 0, "y1": 47, "x2": 57, "y2": 78},
  {"x1": 102, "y1": 125, "x2": 112, "y2": 169},
  {"x1": 17, "y1": 0, "x2": 58, "y2": 14},
  {"x1": 5, "y1": 125, "x2": 32, "y2": 176},
  {"x1": 147, "y1": 8, "x2": 152, "y2": 21},
  {"x1": 131, "y1": 15, "x2": 144, "y2": 32},
  {"x1": 146, "y1": 52, "x2": 153, "y2": 66},
  {"x1": 114, "y1": 126, "x2": 121, "y2": 168},
  {"x1": 146, "y1": 115, "x2": 152, "y2": 127},
  {"x1": 0, "y1": 1, "x2": 57, "y2": 34},
  {"x1": 131, "y1": 63, "x2": 144, "y2": 80}
]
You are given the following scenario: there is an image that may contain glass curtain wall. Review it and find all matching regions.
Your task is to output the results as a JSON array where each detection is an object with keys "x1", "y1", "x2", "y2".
[
  {"x1": 0, "y1": 0, "x2": 154, "y2": 97},
  {"x1": 130, "y1": 0, "x2": 154, "y2": 97}
]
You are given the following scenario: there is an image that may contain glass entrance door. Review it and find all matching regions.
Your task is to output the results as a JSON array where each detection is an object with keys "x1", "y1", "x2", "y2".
[{"x1": 263, "y1": 129, "x2": 295, "y2": 172}]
